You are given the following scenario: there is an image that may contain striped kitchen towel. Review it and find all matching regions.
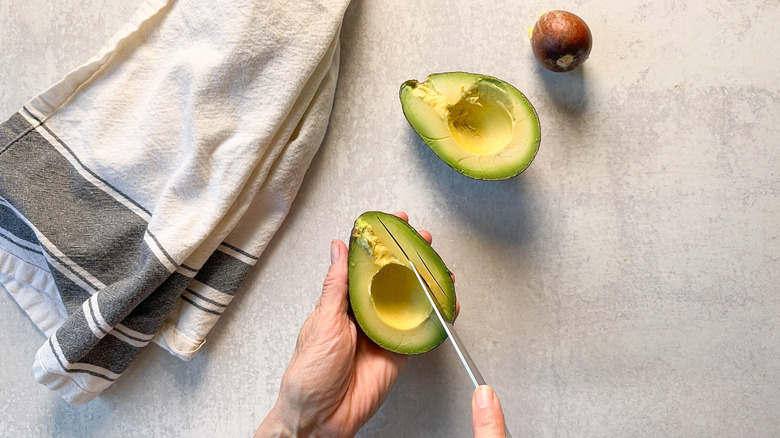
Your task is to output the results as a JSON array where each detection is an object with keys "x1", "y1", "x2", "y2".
[{"x1": 0, "y1": 0, "x2": 350, "y2": 404}]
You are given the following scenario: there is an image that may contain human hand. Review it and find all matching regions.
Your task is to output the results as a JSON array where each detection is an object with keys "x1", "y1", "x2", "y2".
[
  {"x1": 472, "y1": 385, "x2": 509, "y2": 437},
  {"x1": 256, "y1": 212, "x2": 438, "y2": 437}
]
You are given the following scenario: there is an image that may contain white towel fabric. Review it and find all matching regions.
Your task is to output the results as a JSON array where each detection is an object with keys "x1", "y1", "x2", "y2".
[{"x1": 0, "y1": 0, "x2": 350, "y2": 404}]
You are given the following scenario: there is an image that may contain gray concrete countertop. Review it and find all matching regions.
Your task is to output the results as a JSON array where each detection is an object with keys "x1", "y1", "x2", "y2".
[{"x1": 2, "y1": 1, "x2": 778, "y2": 437}]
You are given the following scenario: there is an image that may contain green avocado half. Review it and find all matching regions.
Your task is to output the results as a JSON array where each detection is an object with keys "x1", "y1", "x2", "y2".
[
  {"x1": 400, "y1": 72, "x2": 541, "y2": 180},
  {"x1": 348, "y1": 212, "x2": 456, "y2": 355}
]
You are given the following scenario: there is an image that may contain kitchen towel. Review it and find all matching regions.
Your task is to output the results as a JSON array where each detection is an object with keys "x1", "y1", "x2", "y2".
[{"x1": 0, "y1": 0, "x2": 350, "y2": 404}]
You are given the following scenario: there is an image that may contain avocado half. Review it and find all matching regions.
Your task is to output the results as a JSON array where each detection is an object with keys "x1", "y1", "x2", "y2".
[
  {"x1": 348, "y1": 212, "x2": 456, "y2": 355},
  {"x1": 400, "y1": 72, "x2": 541, "y2": 180}
]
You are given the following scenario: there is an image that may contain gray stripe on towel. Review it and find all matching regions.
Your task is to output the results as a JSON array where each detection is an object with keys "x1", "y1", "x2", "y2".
[
  {"x1": 118, "y1": 270, "x2": 191, "y2": 335},
  {"x1": 48, "y1": 267, "x2": 92, "y2": 315},
  {"x1": 55, "y1": 308, "x2": 100, "y2": 363},
  {"x1": 0, "y1": 114, "x2": 150, "y2": 286},
  {"x1": 0, "y1": 113, "x2": 34, "y2": 155},
  {"x1": 92, "y1": 244, "x2": 174, "y2": 325},
  {"x1": 80, "y1": 333, "x2": 143, "y2": 376},
  {"x1": 53, "y1": 242, "x2": 186, "y2": 374},
  {"x1": 194, "y1": 249, "x2": 253, "y2": 296},
  {"x1": 0, "y1": 203, "x2": 40, "y2": 245},
  {"x1": 1, "y1": 113, "x2": 192, "y2": 379}
]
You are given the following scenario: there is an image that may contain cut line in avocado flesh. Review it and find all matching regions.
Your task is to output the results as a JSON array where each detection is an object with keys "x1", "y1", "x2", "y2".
[
  {"x1": 400, "y1": 72, "x2": 541, "y2": 180},
  {"x1": 348, "y1": 212, "x2": 456, "y2": 355}
]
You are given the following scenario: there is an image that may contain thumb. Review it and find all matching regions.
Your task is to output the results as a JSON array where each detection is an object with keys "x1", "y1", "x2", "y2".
[
  {"x1": 472, "y1": 385, "x2": 508, "y2": 438},
  {"x1": 318, "y1": 239, "x2": 349, "y2": 314}
]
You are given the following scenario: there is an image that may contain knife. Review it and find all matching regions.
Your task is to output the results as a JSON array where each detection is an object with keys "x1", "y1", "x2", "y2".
[
  {"x1": 377, "y1": 216, "x2": 512, "y2": 438},
  {"x1": 376, "y1": 216, "x2": 486, "y2": 387}
]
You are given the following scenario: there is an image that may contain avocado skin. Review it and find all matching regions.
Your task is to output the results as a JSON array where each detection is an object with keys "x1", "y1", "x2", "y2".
[
  {"x1": 400, "y1": 72, "x2": 541, "y2": 181},
  {"x1": 347, "y1": 211, "x2": 455, "y2": 355}
]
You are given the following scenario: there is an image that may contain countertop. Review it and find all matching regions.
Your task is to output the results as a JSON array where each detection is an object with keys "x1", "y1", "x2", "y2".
[{"x1": 1, "y1": 0, "x2": 778, "y2": 436}]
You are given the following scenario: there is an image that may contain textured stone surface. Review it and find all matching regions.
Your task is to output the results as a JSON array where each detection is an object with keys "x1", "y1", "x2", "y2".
[{"x1": 1, "y1": 0, "x2": 779, "y2": 437}]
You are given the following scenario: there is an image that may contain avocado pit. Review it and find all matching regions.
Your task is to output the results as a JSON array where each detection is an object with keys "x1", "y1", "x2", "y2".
[{"x1": 531, "y1": 10, "x2": 592, "y2": 72}]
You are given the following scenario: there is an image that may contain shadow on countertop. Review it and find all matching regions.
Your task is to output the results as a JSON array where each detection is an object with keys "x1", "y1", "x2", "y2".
[
  {"x1": 536, "y1": 63, "x2": 589, "y2": 117},
  {"x1": 405, "y1": 127, "x2": 540, "y2": 251}
]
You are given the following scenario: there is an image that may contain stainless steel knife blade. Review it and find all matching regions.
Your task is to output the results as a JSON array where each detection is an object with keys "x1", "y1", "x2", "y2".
[{"x1": 376, "y1": 216, "x2": 485, "y2": 387}]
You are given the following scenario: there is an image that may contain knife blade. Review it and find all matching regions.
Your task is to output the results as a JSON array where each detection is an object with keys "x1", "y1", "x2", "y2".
[
  {"x1": 376, "y1": 216, "x2": 513, "y2": 438},
  {"x1": 376, "y1": 216, "x2": 486, "y2": 388}
]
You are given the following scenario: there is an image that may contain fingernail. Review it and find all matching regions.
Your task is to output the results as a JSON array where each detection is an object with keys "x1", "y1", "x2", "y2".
[
  {"x1": 475, "y1": 385, "x2": 494, "y2": 408},
  {"x1": 330, "y1": 240, "x2": 340, "y2": 265}
]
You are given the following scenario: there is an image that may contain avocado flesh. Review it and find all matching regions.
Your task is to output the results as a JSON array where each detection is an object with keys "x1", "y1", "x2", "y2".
[
  {"x1": 400, "y1": 72, "x2": 541, "y2": 180},
  {"x1": 348, "y1": 212, "x2": 456, "y2": 355}
]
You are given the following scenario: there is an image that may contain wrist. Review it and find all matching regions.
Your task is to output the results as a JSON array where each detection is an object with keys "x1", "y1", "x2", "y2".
[
  {"x1": 257, "y1": 401, "x2": 325, "y2": 438},
  {"x1": 255, "y1": 406, "x2": 300, "y2": 438}
]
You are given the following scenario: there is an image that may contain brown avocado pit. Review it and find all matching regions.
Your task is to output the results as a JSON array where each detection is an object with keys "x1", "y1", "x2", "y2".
[{"x1": 531, "y1": 10, "x2": 592, "y2": 72}]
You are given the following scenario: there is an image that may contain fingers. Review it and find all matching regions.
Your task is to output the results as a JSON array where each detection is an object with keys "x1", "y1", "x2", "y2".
[
  {"x1": 318, "y1": 239, "x2": 350, "y2": 315},
  {"x1": 471, "y1": 385, "x2": 508, "y2": 438},
  {"x1": 392, "y1": 211, "x2": 409, "y2": 222}
]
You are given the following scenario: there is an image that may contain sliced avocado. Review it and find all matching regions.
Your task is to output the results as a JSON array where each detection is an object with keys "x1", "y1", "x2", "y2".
[
  {"x1": 400, "y1": 72, "x2": 541, "y2": 180},
  {"x1": 348, "y1": 212, "x2": 456, "y2": 355}
]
